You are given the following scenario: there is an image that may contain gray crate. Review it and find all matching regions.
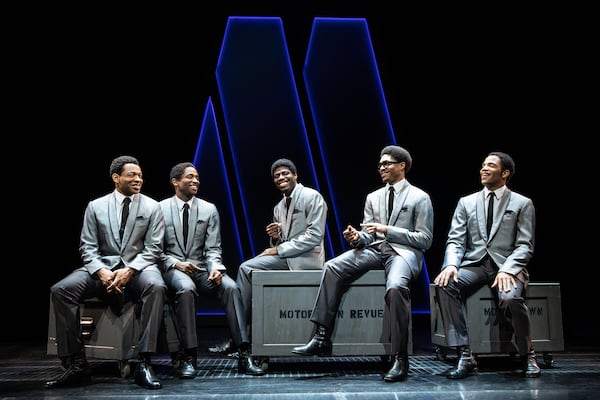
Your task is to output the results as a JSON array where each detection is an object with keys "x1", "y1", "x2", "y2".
[
  {"x1": 251, "y1": 270, "x2": 412, "y2": 357},
  {"x1": 430, "y1": 282, "x2": 564, "y2": 365},
  {"x1": 47, "y1": 296, "x2": 179, "y2": 377}
]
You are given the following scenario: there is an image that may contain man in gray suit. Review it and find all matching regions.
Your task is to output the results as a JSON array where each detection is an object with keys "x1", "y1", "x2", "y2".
[
  {"x1": 292, "y1": 145, "x2": 433, "y2": 383},
  {"x1": 236, "y1": 158, "x2": 328, "y2": 334},
  {"x1": 46, "y1": 155, "x2": 167, "y2": 390},
  {"x1": 433, "y1": 151, "x2": 541, "y2": 379},
  {"x1": 159, "y1": 162, "x2": 264, "y2": 377}
]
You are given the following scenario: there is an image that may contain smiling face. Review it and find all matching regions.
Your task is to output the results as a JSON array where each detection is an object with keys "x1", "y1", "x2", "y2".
[
  {"x1": 173, "y1": 166, "x2": 200, "y2": 201},
  {"x1": 480, "y1": 155, "x2": 509, "y2": 191},
  {"x1": 378, "y1": 155, "x2": 405, "y2": 185},
  {"x1": 272, "y1": 166, "x2": 297, "y2": 196},
  {"x1": 114, "y1": 163, "x2": 143, "y2": 196}
]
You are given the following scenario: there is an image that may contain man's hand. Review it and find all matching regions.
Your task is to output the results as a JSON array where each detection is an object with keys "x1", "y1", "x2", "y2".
[
  {"x1": 258, "y1": 247, "x2": 278, "y2": 256},
  {"x1": 106, "y1": 267, "x2": 135, "y2": 293},
  {"x1": 207, "y1": 270, "x2": 224, "y2": 287},
  {"x1": 360, "y1": 222, "x2": 388, "y2": 236},
  {"x1": 491, "y1": 271, "x2": 517, "y2": 292},
  {"x1": 343, "y1": 225, "x2": 359, "y2": 243},
  {"x1": 433, "y1": 266, "x2": 458, "y2": 287},
  {"x1": 175, "y1": 261, "x2": 201, "y2": 275},
  {"x1": 266, "y1": 222, "x2": 281, "y2": 241},
  {"x1": 96, "y1": 267, "x2": 114, "y2": 289}
]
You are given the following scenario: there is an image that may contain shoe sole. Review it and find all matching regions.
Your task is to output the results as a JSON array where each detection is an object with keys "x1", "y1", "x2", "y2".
[
  {"x1": 291, "y1": 350, "x2": 332, "y2": 357},
  {"x1": 383, "y1": 376, "x2": 407, "y2": 382},
  {"x1": 447, "y1": 370, "x2": 478, "y2": 379}
]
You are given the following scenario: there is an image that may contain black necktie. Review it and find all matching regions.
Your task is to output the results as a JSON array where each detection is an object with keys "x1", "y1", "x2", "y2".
[
  {"x1": 486, "y1": 192, "x2": 494, "y2": 235},
  {"x1": 285, "y1": 196, "x2": 292, "y2": 210},
  {"x1": 119, "y1": 197, "x2": 131, "y2": 241},
  {"x1": 182, "y1": 203, "x2": 190, "y2": 247},
  {"x1": 388, "y1": 186, "x2": 394, "y2": 220}
]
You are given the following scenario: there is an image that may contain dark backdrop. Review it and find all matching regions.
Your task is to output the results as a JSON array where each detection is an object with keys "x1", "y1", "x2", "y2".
[{"x1": 6, "y1": 4, "x2": 593, "y2": 348}]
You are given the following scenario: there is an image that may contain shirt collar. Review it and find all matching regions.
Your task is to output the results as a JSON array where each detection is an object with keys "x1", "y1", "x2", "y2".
[
  {"x1": 485, "y1": 185, "x2": 506, "y2": 199},
  {"x1": 176, "y1": 197, "x2": 191, "y2": 211},
  {"x1": 387, "y1": 179, "x2": 406, "y2": 193},
  {"x1": 115, "y1": 191, "x2": 134, "y2": 205}
]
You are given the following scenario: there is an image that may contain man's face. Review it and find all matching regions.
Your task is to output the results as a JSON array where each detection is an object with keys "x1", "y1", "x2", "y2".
[
  {"x1": 272, "y1": 166, "x2": 297, "y2": 196},
  {"x1": 115, "y1": 163, "x2": 143, "y2": 196}
]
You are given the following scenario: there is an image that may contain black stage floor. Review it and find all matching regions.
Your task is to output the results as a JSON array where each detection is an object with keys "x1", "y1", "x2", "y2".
[{"x1": 2, "y1": 327, "x2": 599, "y2": 400}]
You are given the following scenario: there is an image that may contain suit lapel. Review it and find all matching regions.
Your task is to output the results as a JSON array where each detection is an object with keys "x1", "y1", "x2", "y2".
[
  {"x1": 187, "y1": 198, "x2": 198, "y2": 253},
  {"x1": 281, "y1": 185, "x2": 301, "y2": 240},
  {"x1": 477, "y1": 190, "x2": 488, "y2": 238},
  {"x1": 110, "y1": 193, "x2": 121, "y2": 242},
  {"x1": 171, "y1": 197, "x2": 186, "y2": 251}
]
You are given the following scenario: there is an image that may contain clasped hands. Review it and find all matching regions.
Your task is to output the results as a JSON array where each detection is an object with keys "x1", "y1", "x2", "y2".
[{"x1": 97, "y1": 267, "x2": 135, "y2": 294}]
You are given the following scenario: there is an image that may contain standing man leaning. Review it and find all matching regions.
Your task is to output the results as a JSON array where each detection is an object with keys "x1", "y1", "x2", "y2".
[
  {"x1": 292, "y1": 145, "x2": 434, "y2": 383},
  {"x1": 235, "y1": 158, "x2": 328, "y2": 335},
  {"x1": 160, "y1": 162, "x2": 264, "y2": 376},
  {"x1": 433, "y1": 151, "x2": 541, "y2": 379},
  {"x1": 46, "y1": 155, "x2": 167, "y2": 390}
]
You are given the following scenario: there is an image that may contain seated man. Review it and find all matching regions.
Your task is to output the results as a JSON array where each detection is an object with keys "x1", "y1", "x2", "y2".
[
  {"x1": 292, "y1": 145, "x2": 433, "y2": 383},
  {"x1": 234, "y1": 158, "x2": 328, "y2": 345},
  {"x1": 433, "y1": 151, "x2": 541, "y2": 379},
  {"x1": 160, "y1": 162, "x2": 264, "y2": 377},
  {"x1": 46, "y1": 155, "x2": 167, "y2": 390}
]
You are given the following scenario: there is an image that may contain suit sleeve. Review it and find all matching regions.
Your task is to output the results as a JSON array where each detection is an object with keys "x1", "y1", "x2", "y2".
[
  {"x1": 204, "y1": 205, "x2": 226, "y2": 273},
  {"x1": 124, "y1": 202, "x2": 165, "y2": 272},
  {"x1": 498, "y1": 198, "x2": 535, "y2": 276},
  {"x1": 277, "y1": 191, "x2": 327, "y2": 258}
]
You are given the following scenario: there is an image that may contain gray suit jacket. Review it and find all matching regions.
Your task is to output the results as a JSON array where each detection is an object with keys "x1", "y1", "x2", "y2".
[
  {"x1": 354, "y1": 180, "x2": 434, "y2": 279},
  {"x1": 159, "y1": 195, "x2": 226, "y2": 274},
  {"x1": 442, "y1": 188, "x2": 535, "y2": 282},
  {"x1": 79, "y1": 191, "x2": 165, "y2": 275},
  {"x1": 271, "y1": 183, "x2": 328, "y2": 270}
]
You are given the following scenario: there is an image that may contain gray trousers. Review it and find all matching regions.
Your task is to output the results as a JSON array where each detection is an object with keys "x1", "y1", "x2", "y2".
[
  {"x1": 49, "y1": 266, "x2": 166, "y2": 358},
  {"x1": 435, "y1": 257, "x2": 533, "y2": 355},
  {"x1": 310, "y1": 242, "x2": 415, "y2": 355},
  {"x1": 236, "y1": 255, "x2": 290, "y2": 325},
  {"x1": 163, "y1": 268, "x2": 249, "y2": 350}
]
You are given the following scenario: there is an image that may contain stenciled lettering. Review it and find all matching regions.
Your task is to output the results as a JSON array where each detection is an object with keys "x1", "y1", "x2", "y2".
[
  {"x1": 279, "y1": 309, "x2": 313, "y2": 319},
  {"x1": 483, "y1": 306, "x2": 545, "y2": 317},
  {"x1": 278, "y1": 309, "x2": 345, "y2": 319},
  {"x1": 529, "y1": 306, "x2": 544, "y2": 316},
  {"x1": 483, "y1": 307, "x2": 497, "y2": 317},
  {"x1": 350, "y1": 309, "x2": 384, "y2": 319}
]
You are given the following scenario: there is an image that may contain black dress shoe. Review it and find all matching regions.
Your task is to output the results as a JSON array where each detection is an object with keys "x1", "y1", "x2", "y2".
[
  {"x1": 208, "y1": 338, "x2": 233, "y2": 354},
  {"x1": 134, "y1": 361, "x2": 162, "y2": 389},
  {"x1": 291, "y1": 335, "x2": 333, "y2": 356},
  {"x1": 447, "y1": 348, "x2": 478, "y2": 379},
  {"x1": 176, "y1": 358, "x2": 196, "y2": 379},
  {"x1": 522, "y1": 351, "x2": 541, "y2": 378},
  {"x1": 383, "y1": 354, "x2": 409, "y2": 382},
  {"x1": 45, "y1": 364, "x2": 92, "y2": 389},
  {"x1": 238, "y1": 350, "x2": 266, "y2": 376}
]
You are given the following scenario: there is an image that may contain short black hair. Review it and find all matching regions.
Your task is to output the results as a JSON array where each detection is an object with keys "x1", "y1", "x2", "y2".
[
  {"x1": 380, "y1": 145, "x2": 412, "y2": 173},
  {"x1": 110, "y1": 155, "x2": 139, "y2": 176},
  {"x1": 169, "y1": 162, "x2": 196, "y2": 181},
  {"x1": 270, "y1": 158, "x2": 297, "y2": 176},
  {"x1": 488, "y1": 151, "x2": 515, "y2": 182}
]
